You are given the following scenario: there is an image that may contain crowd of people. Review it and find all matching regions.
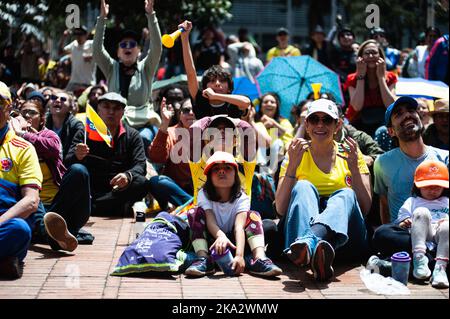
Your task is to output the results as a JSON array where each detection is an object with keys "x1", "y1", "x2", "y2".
[{"x1": 0, "y1": 0, "x2": 448, "y2": 288}]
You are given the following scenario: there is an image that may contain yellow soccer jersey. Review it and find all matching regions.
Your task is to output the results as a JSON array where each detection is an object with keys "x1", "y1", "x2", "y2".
[
  {"x1": 0, "y1": 129, "x2": 42, "y2": 213},
  {"x1": 266, "y1": 45, "x2": 301, "y2": 63},
  {"x1": 279, "y1": 141, "x2": 369, "y2": 196}
]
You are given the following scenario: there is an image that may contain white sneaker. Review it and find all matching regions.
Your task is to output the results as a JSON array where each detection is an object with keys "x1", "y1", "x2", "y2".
[
  {"x1": 431, "y1": 265, "x2": 449, "y2": 288},
  {"x1": 412, "y1": 255, "x2": 431, "y2": 280}
]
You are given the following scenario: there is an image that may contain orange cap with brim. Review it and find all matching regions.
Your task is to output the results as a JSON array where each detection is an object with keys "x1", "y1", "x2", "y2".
[
  {"x1": 414, "y1": 160, "x2": 449, "y2": 188},
  {"x1": 204, "y1": 151, "x2": 238, "y2": 175}
]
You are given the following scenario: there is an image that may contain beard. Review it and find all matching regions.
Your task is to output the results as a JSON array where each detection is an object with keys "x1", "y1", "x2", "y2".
[{"x1": 395, "y1": 117, "x2": 424, "y2": 142}]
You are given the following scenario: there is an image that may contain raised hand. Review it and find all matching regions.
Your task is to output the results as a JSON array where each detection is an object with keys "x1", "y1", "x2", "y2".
[
  {"x1": 145, "y1": 0, "x2": 154, "y2": 14},
  {"x1": 287, "y1": 138, "x2": 310, "y2": 169},
  {"x1": 178, "y1": 20, "x2": 193, "y2": 37},
  {"x1": 337, "y1": 137, "x2": 359, "y2": 173},
  {"x1": 100, "y1": 0, "x2": 109, "y2": 18},
  {"x1": 356, "y1": 57, "x2": 367, "y2": 78},
  {"x1": 160, "y1": 97, "x2": 174, "y2": 128},
  {"x1": 375, "y1": 57, "x2": 386, "y2": 79}
]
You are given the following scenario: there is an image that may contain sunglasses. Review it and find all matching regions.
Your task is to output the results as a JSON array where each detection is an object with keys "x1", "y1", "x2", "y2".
[
  {"x1": 50, "y1": 95, "x2": 68, "y2": 102},
  {"x1": 20, "y1": 109, "x2": 40, "y2": 117},
  {"x1": 307, "y1": 114, "x2": 336, "y2": 125},
  {"x1": 180, "y1": 107, "x2": 193, "y2": 114},
  {"x1": 119, "y1": 40, "x2": 137, "y2": 49}
]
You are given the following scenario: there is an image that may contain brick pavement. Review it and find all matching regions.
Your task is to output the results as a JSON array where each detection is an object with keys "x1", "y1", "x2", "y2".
[{"x1": 0, "y1": 216, "x2": 448, "y2": 299}]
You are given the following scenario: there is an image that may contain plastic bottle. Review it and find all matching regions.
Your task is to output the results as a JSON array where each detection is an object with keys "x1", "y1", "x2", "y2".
[
  {"x1": 211, "y1": 248, "x2": 235, "y2": 276},
  {"x1": 133, "y1": 201, "x2": 148, "y2": 239}
]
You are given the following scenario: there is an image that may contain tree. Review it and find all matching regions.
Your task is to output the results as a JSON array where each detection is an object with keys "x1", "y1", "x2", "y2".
[{"x1": 340, "y1": 0, "x2": 448, "y2": 48}]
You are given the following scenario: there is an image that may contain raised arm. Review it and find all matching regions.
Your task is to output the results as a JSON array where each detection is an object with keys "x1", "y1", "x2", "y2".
[
  {"x1": 93, "y1": 0, "x2": 115, "y2": 77},
  {"x1": 142, "y1": 0, "x2": 162, "y2": 78},
  {"x1": 179, "y1": 20, "x2": 199, "y2": 100}
]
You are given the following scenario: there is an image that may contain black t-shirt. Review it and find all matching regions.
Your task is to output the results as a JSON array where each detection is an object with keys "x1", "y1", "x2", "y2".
[{"x1": 193, "y1": 90, "x2": 243, "y2": 120}]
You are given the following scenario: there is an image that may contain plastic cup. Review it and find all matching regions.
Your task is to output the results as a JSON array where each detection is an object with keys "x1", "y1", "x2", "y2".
[
  {"x1": 211, "y1": 248, "x2": 235, "y2": 276},
  {"x1": 391, "y1": 251, "x2": 411, "y2": 285}
]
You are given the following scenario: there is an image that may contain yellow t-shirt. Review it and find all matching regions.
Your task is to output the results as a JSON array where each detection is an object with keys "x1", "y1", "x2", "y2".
[
  {"x1": 0, "y1": 129, "x2": 42, "y2": 213},
  {"x1": 39, "y1": 162, "x2": 59, "y2": 205},
  {"x1": 266, "y1": 45, "x2": 301, "y2": 63},
  {"x1": 255, "y1": 118, "x2": 294, "y2": 149},
  {"x1": 279, "y1": 141, "x2": 369, "y2": 196}
]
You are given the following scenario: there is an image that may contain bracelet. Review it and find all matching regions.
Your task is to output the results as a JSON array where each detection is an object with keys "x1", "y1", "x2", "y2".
[
  {"x1": 285, "y1": 174, "x2": 297, "y2": 180},
  {"x1": 356, "y1": 75, "x2": 365, "y2": 80}
]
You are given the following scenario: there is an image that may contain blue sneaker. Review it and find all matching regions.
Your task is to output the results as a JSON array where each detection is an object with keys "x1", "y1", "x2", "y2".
[
  {"x1": 286, "y1": 234, "x2": 319, "y2": 267},
  {"x1": 412, "y1": 255, "x2": 431, "y2": 280},
  {"x1": 248, "y1": 258, "x2": 282, "y2": 277},
  {"x1": 184, "y1": 256, "x2": 215, "y2": 277},
  {"x1": 311, "y1": 240, "x2": 335, "y2": 282}
]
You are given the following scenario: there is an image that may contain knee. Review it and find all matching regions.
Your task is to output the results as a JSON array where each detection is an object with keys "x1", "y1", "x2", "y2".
[
  {"x1": 372, "y1": 224, "x2": 391, "y2": 245},
  {"x1": 262, "y1": 218, "x2": 278, "y2": 234},
  {"x1": 412, "y1": 207, "x2": 432, "y2": 222},
  {"x1": 187, "y1": 207, "x2": 206, "y2": 227},
  {"x1": 1, "y1": 218, "x2": 32, "y2": 245},
  {"x1": 437, "y1": 220, "x2": 449, "y2": 234},
  {"x1": 68, "y1": 163, "x2": 90, "y2": 180}
]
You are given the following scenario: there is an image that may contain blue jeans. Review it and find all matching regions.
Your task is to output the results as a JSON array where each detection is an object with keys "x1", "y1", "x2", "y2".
[
  {"x1": 148, "y1": 175, "x2": 193, "y2": 210},
  {"x1": 138, "y1": 125, "x2": 158, "y2": 157},
  {"x1": 0, "y1": 218, "x2": 32, "y2": 261},
  {"x1": 283, "y1": 180, "x2": 368, "y2": 254}
]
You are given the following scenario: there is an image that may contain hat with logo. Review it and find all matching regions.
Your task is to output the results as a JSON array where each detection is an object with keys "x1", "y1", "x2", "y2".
[
  {"x1": 306, "y1": 98, "x2": 339, "y2": 120},
  {"x1": 385, "y1": 96, "x2": 418, "y2": 127},
  {"x1": 414, "y1": 160, "x2": 449, "y2": 188},
  {"x1": 204, "y1": 151, "x2": 238, "y2": 175}
]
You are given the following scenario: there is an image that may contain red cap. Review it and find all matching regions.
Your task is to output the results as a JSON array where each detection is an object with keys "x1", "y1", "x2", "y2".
[
  {"x1": 414, "y1": 160, "x2": 449, "y2": 188},
  {"x1": 204, "y1": 151, "x2": 238, "y2": 175}
]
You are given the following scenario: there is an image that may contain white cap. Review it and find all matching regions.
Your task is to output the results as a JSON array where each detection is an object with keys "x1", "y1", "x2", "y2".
[{"x1": 305, "y1": 98, "x2": 339, "y2": 120}]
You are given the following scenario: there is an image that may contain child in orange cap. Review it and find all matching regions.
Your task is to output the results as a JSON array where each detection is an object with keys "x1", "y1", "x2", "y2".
[
  {"x1": 395, "y1": 160, "x2": 449, "y2": 288},
  {"x1": 185, "y1": 151, "x2": 282, "y2": 278}
]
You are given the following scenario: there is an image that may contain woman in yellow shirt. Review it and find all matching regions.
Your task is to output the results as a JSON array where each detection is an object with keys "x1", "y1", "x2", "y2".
[
  {"x1": 249, "y1": 93, "x2": 293, "y2": 175},
  {"x1": 275, "y1": 98, "x2": 372, "y2": 282}
]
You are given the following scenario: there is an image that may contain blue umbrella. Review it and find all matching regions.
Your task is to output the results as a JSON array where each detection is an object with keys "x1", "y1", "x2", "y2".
[
  {"x1": 232, "y1": 77, "x2": 259, "y2": 102},
  {"x1": 256, "y1": 56, "x2": 343, "y2": 118}
]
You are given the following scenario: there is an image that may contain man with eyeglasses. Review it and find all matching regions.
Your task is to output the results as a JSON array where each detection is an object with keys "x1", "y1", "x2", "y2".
[
  {"x1": 65, "y1": 92, "x2": 149, "y2": 217},
  {"x1": 93, "y1": 0, "x2": 162, "y2": 154},
  {"x1": 0, "y1": 82, "x2": 42, "y2": 279},
  {"x1": 59, "y1": 25, "x2": 96, "y2": 93},
  {"x1": 45, "y1": 90, "x2": 84, "y2": 163}
]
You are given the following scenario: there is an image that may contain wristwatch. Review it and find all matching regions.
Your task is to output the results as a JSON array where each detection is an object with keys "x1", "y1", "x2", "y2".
[{"x1": 356, "y1": 74, "x2": 365, "y2": 80}]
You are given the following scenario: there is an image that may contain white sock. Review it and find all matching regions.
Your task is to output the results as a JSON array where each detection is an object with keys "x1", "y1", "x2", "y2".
[{"x1": 435, "y1": 260, "x2": 448, "y2": 269}]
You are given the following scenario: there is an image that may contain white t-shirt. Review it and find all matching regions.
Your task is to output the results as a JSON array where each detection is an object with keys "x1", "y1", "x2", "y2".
[
  {"x1": 395, "y1": 196, "x2": 449, "y2": 224},
  {"x1": 64, "y1": 40, "x2": 96, "y2": 85},
  {"x1": 415, "y1": 45, "x2": 429, "y2": 79},
  {"x1": 197, "y1": 188, "x2": 250, "y2": 234}
]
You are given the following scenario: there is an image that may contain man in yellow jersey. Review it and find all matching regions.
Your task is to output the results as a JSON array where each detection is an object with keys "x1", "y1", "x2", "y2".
[
  {"x1": 0, "y1": 82, "x2": 42, "y2": 279},
  {"x1": 266, "y1": 28, "x2": 301, "y2": 64}
]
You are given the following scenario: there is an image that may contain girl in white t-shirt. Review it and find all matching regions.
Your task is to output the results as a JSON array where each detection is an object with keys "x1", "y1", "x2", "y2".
[
  {"x1": 395, "y1": 160, "x2": 449, "y2": 288},
  {"x1": 185, "y1": 151, "x2": 281, "y2": 278}
]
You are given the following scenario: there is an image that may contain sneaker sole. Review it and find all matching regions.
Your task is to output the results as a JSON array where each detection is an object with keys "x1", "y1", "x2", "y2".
[
  {"x1": 44, "y1": 212, "x2": 78, "y2": 252},
  {"x1": 431, "y1": 280, "x2": 449, "y2": 289},
  {"x1": 311, "y1": 240, "x2": 335, "y2": 282},
  {"x1": 288, "y1": 242, "x2": 311, "y2": 267},
  {"x1": 249, "y1": 267, "x2": 282, "y2": 277},
  {"x1": 413, "y1": 269, "x2": 431, "y2": 280},
  {"x1": 184, "y1": 267, "x2": 215, "y2": 277}
]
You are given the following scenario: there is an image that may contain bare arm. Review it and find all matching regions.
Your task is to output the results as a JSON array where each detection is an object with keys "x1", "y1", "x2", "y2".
[
  {"x1": 93, "y1": 0, "x2": 114, "y2": 78},
  {"x1": 379, "y1": 195, "x2": 390, "y2": 224},
  {"x1": 0, "y1": 187, "x2": 40, "y2": 224},
  {"x1": 349, "y1": 57, "x2": 367, "y2": 112},
  {"x1": 202, "y1": 89, "x2": 251, "y2": 110},
  {"x1": 179, "y1": 20, "x2": 199, "y2": 100},
  {"x1": 376, "y1": 58, "x2": 396, "y2": 107},
  {"x1": 275, "y1": 138, "x2": 310, "y2": 215}
]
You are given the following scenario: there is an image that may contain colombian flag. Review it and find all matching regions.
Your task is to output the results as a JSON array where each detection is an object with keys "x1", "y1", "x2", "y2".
[{"x1": 86, "y1": 104, "x2": 113, "y2": 147}]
